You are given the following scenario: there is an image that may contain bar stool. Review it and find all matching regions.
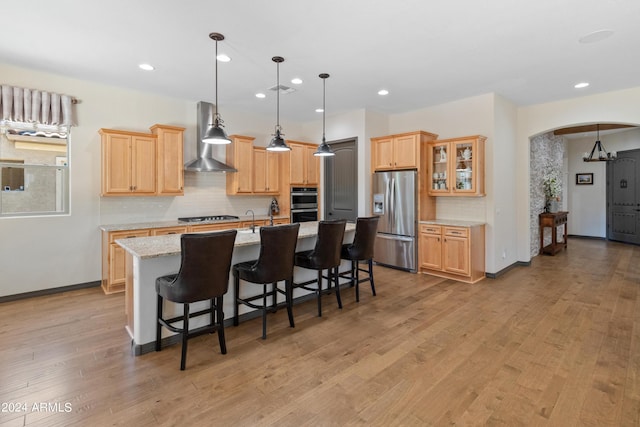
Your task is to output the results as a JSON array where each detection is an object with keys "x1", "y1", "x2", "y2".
[
  {"x1": 233, "y1": 223, "x2": 300, "y2": 339},
  {"x1": 293, "y1": 220, "x2": 347, "y2": 317},
  {"x1": 339, "y1": 216, "x2": 379, "y2": 302},
  {"x1": 155, "y1": 230, "x2": 237, "y2": 371}
]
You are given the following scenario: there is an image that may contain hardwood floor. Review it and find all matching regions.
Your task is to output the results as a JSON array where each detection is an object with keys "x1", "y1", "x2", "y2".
[{"x1": 1, "y1": 238, "x2": 638, "y2": 426}]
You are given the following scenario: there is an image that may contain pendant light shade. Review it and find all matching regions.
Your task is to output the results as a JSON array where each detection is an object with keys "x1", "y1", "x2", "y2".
[
  {"x1": 314, "y1": 73, "x2": 335, "y2": 157},
  {"x1": 266, "y1": 56, "x2": 291, "y2": 152},
  {"x1": 582, "y1": 124, "x2": 617, "y2": 162},
  {"x1": 203, "y1": 32, "x2": 231, "y2": 145}
]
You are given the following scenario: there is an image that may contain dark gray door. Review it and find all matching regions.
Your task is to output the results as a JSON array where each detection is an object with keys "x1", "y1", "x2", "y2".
[
  {"x1": 324, "y1": 138, "x2": 357, "y2": 222},
  {"x1": 607, "y1": 148, "x2": 640, "y2": 244}
]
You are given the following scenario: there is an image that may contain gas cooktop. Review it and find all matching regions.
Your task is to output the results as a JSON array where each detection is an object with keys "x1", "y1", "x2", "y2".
[{"x1": 178, "y1": 215, "x2": 239, "y2": 223}]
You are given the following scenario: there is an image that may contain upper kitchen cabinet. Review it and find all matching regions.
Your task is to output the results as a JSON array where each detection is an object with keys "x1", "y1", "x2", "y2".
[
  {"x1": 226, "y1": 135, "x2": 255, "y2": 195},
  {"x1": 151, "y1": 124, "x2": 185, "y2": 196},
  {"x1": 427, "y1": 135, "x2": 486, "y2": 197},
  {"x1": 100, "y1": 129, "x2": 157, "y2": 196},
  {"x1": 226, "y1": 135, "x2": 281, "y2": 195},
  {"x1": 253, "y1": 147, "x2": 280, "y2": 194},
  {"x1": 371, "y1": 131, "x2": 438, "y2": 171},
  {"x1": 288, "y1": 141, "x2": 319, "y2": 186}
]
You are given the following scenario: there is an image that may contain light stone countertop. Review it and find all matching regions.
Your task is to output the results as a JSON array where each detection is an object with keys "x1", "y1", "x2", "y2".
[
  {"x1": 419, "y1": 219, "x2": 486, "y2": 227},
  {"x1": 100, "y1": 215, "x2": 289, "y2": 232},
  {"x1": 116, "y1": 221, "x2": 356, "y2": 259}
]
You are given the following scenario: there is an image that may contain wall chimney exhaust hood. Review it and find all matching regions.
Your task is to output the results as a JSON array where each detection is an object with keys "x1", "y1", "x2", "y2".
[{"x1": 184, "y1": 101, "x2": 237, "y2": 172}]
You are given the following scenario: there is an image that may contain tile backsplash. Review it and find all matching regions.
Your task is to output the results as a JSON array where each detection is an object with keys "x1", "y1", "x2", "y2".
[{"x1": 99, "y1": 172, "x2": 274, "y2": 225}]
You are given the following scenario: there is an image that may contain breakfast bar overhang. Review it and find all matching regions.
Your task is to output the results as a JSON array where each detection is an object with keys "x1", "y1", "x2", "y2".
[{"x1": 117, "y1": 222, "x2": 356, "y2": 354}]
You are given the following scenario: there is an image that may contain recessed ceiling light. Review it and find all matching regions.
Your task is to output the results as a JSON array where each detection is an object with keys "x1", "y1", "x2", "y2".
[
  {"x1": 216, "y1": 54, "x2": 231, "y2": 62},
  {"x1": 139, "y1": 63, "x2": 155, "y2": 71},
  {"x1": 579, "y1": 29, "x2": 614, "y2": 44},
  {"x1": 574, "y1": 82, "x2": 590, "y2": 89},
  {"x1": 291, "y1": 78, "x2": 303, "y2": 85},
  {"x1": 315, "y1": 108, "x2": 324, "y2": 113},
  {"x1": 255, "y1": 93, "x2": 266, "y2": 99},
  {"x1": 378, "y1": 89, "x2": 389, "y2": 96}
]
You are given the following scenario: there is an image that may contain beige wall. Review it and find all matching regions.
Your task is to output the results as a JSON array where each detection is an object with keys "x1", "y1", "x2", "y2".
[
  {"x1": 516, "y1": 86, "x2": 640, "y2": 261},
  {"x1": 2, "y1": 59, "x2": 640, "y2": 296},
  {"x1": 0, "y1": 63, "x2": 306, "y2": 297}
]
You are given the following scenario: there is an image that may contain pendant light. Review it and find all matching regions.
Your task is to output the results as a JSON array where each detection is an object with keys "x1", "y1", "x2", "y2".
[
  {"x1": 266, "y1": 56, "x2": 291, "y2": 151},
  {"x1": 583, "y1": 124, "x2": 616, "y2": 162},
  {"x1": 202, "y1": 32, "x2": 231, "y2": 144},
  {"x1": 314, "y1": 73, "x2": 335, "y2": 157}
]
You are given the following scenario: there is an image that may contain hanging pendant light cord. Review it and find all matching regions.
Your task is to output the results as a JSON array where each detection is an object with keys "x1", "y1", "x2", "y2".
[
  {"x1": 276, "y1": 60, "x2": 280, "y2": 132},
  {"x1": 322, "y1": 77, "x2": 326, "y2": 142}
]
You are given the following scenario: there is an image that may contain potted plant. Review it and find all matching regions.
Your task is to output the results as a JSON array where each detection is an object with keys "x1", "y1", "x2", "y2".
[{"x1": 543, "y1": 171, "x2": 561, "y2": 213}]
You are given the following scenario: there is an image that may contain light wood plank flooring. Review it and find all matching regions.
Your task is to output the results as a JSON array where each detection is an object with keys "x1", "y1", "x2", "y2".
[{"x1": 1, "y1": 238, "x2": 638, "y2": 426}]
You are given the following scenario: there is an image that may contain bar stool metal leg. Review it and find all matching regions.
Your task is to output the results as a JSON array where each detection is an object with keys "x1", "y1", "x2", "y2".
[
  {"x1": 156, "y1": 295, "x2": 163, "y2": 351},
  {"x1": 180, "y1": 303, "x2": 190, "y2": 371}
]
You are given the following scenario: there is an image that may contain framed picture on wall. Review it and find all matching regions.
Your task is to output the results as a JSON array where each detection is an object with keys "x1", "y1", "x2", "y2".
[{"x1": 576, "y1": 173, "x2": 593, "y2": 185}]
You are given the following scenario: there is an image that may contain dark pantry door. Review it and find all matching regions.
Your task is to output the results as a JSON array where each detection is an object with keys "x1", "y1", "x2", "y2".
[
  {"x1": 324, "y1": 138, "x2": 357, "y2": 222},
  {"x1": 607, "y1": 148, "x2": 640, "y2": 244}
]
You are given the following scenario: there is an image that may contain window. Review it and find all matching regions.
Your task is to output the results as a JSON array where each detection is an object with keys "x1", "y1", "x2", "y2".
[
  {"x1": 0, "y1": 85, "x2": 75, "y2": 217},
  {"x1": 0, "y1": 131, "x2": 69, "y2": 217}
]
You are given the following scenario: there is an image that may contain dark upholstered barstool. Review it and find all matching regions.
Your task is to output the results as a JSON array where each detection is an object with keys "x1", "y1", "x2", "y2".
[
  {"x1": 293, "y1": 220, "x2": 347, "y2": 317},
  {"x1": 233, "y1": 223, "x2": 300, "y2": 339},
  {"x1": 155, "y1": 230, "x2": 237, "y2": 371},
  {"x1": 339, "y1": 216, "x2": 379, "y2": 302}
]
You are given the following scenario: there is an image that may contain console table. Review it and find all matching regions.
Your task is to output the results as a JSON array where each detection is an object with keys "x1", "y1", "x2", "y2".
[{"x1": 539, "y1": 211, "x2": 568, "y2": 255}]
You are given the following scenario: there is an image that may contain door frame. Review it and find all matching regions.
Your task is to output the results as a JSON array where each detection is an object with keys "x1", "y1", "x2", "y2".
[{"x1": 323, "y1": 137, "x2": 358, "y2": 221}]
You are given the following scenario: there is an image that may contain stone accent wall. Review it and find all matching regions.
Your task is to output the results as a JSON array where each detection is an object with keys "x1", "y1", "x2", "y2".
[{"x1": 530, "y1": 132, "x2": 566, "y2": 256}]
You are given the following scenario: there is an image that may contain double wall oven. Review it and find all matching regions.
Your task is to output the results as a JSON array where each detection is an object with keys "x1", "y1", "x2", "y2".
[{"x1": 290, "y1": 187, "x2": 318, "y2": 223}]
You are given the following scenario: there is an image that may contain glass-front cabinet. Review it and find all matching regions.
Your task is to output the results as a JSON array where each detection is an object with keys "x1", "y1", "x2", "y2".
[
  {"x1": 427, "y1": 141, "x2": 451, "y2": 194},
  {"x1": 427, "y1": 135, "x2": 486, "y2": 197}
]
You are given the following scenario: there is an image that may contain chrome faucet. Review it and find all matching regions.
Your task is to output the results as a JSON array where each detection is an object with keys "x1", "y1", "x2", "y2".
[
  {"x1": 268, "y1": 203, "x2": 274, "y2": 226},
  {"x1": 245, "y1": 209, "x2": 256, "y2": 233}
]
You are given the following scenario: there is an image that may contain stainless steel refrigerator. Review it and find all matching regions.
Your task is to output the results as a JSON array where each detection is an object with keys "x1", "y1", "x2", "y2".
[{"x1": 372, "y1": 170, "x2": 417, "y2": 272}]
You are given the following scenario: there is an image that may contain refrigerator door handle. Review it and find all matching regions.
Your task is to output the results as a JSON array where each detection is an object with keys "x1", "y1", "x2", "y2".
[
  {"x1": 386, "y1": 177, "x2": 392, "y2": 230},
  {"x1": 390, "y1": 177, "x2": 395, "y2": 231},
  {"x1": 377, "y1": 233, "x2": 414, "y2": 243}
]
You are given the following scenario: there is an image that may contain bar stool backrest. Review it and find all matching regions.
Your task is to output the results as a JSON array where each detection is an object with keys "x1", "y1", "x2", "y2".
[
  {"x1": 170, "y1": 230, "x2": 237, "y2": 303},
  {"x1": 308, "y1": 220, "x2": 347, "y2": 268},
  {"x1": 253, "y1": 223, "x2": 301, "y2": 284},
  {"x1": 346, "y1": 216, "x2": 379, "y2": 260}
]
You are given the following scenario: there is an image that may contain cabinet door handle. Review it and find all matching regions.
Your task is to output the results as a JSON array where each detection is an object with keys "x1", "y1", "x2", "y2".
[{"x1": 126, "y1": 235, "x2": 137, "y2": 239}]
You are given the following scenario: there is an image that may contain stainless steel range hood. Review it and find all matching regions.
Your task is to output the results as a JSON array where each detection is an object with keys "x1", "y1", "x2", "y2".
[{"x1": 184, "y1": 101, "x2": 237, "y2": 172}]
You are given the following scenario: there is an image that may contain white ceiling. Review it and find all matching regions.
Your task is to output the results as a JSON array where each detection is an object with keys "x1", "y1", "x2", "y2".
[{"x1": 2, "y1": 0, "x2": 640, "y2": 123}]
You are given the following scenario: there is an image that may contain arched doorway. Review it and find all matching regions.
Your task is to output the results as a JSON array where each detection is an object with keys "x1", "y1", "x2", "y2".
[{"x1": 528, "y1": 123, "x2": 640, "y2": 256}]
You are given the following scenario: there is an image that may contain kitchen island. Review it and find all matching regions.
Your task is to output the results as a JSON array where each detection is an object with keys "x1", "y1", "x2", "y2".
[{"x1": 117, "y1": 221, "x2": 355, "y2": 355}]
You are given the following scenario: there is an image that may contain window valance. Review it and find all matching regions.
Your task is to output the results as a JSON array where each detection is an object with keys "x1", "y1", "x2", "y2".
[{"x1": 0, "y1": 85, "x2": 76, "y2": 133}]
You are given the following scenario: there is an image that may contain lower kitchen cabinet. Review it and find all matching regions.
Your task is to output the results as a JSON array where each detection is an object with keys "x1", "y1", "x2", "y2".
[
  {"x1": 188, "y1": 222, "x2": 241, "y2": 232},
  {"x1": 102, "y1": 229, "x2": 151, "y2": 294},
  {"x1": 419, "y1": 223, "x2": 485, "y2": 283}
]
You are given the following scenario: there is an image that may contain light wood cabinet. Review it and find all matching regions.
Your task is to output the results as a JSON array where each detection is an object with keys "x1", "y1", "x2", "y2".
[
  {"x1": 102, "y1": 229, "x2": 151, "y2": 294},
  {"x1": 151, "y1": 226, "x2": 188, "y2": 236},
  {"x1": 151, "y1": 125, "x2": 185, "y2": 196},
  {"x1": 272, "y1": 217, "x2": 290, "y2": 225},
  {"x1": 419, "y1": 225, "x2": 443, "y2": 270},
  {"x1": 100, "y1": 129, "x2": 157, "y2": 196},
  {"x1": 226, "y1": 135, "x2": 282, "y2": 195},
  {"x1": 427, "y1": 135, "x2": 486, "y2": 197},
  {"x1": 103, "y1": 221, "x2": 243, "y2": 294},
  {"x1": 371, "y1": 131, "x2": 438, "y2": 172},
  {"x1": 226, "y1": 135, "x2": 255, "y2": 194},
  {"x1": 100, "y1": 125, "x2": 185, "y2": 197},
  {"x1": 187, "y1": 222, "x2": 241, "y2": 232},
  {"x1": 253, "y1": 147, "x2": 280, "y2": 194},
  {"x1": 288, "y1": 141, "x2": 319, "y2": 186},
  {"x1": 419, "y1": 223, "x2": 485, "y2": 283}
]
